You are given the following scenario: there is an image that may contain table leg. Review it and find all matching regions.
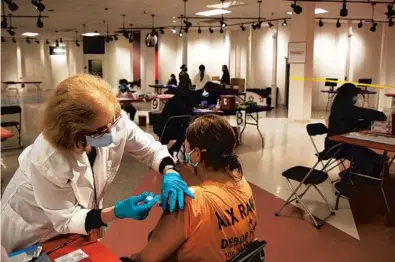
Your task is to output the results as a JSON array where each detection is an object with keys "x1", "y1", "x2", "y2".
[
  {"x1": 382, "y1": 152, "x2": 395, "y2": 226},
  {"x1": 255, "y1": 111, "x2": 264, "y2": 148},
  {"x1": 239, "y1": 112, "x2": 247, "y2": 143}
]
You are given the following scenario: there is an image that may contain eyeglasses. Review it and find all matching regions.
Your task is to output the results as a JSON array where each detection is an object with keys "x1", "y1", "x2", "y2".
[{"x1": 88, "y1": 116, "x2": 121, "y2": 138}]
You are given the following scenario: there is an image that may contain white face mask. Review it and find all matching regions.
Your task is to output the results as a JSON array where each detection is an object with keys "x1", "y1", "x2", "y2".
[{"x1": 85, "y1": 127, "x2": 116, "y2": 147}]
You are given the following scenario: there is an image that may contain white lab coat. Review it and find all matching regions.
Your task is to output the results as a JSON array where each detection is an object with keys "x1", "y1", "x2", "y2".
[
  {"x1": 193, "y1": 73, "x2": 211, "y2": 90},
  {"x1": 1, "y1": 111, "x2": 171, "y2": 253}
]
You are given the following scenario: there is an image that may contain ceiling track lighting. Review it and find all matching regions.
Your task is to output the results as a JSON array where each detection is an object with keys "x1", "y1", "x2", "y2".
[
  {"x1": 336, "y1": 19, "x2": 341, "y2": 28},
  {"x1": 121, "y1": 15, "x2": 129, "y2": 39},
  {"x1": 36, "y1": 15, "x2": 43, "y2": 28},
  {"x1": 129, "y1": 33, "x2": 134, "y2": 43},
  {"x1": 160, "y1": 28, "x2": 165, "y2": 34},
  {"x1": 198, "y1": 26, "x2": 202, "y2": 33},
  {"x1": 340, "y1": 0, "x2": 348, "y2": 17},
  {"x1": 55, "y1": 39, "x2": 59, "y2": 47},
  {"x1": 1, "y1": 36, "x2": 5, "y2": 43},
  {"x1": 12, "y1": 37, "x2": 16, "y2": 43},
  {"x1": 318, "y1": 18, "x2": 324, "y2": 27},
  {"x1": 282, "y1": 19, "x2": 287, "y2": 27},
  {"x1": 45, "y1": 39, "x2": 49, "y2": 44},
  {"x1": 240, "y1": 24, "x2": 246, "y2": 31},
  {"x1": 291, "y1": 0, "x2": 303, "y2": 15},
  {"x1": 145, "y1": 14, "x2": 158, "y2": 47},
  {"x1": 389, "y1": 18, "x2": 394, "y2": 27},
  {"x1": 220, "y1": 27, "x2": 224, "y2": 33},
  {"x1": 5, "y1": 0, "x2": 18, "y2": 12},
  {"x1": 26, "y1": 38, "x2": 31, "y2": 44},
  {"x1": 6, "y1": 14, "x2": 15, "y2": 36},
  {"x1": 268, "y1": 21, "x2": 274, "y2": 28},
  {"x1": 358, "y1": 20, "x2": 363, "y2": 28},
  {"x1": 35, "y1": 39, "x2": 40, "y2": 44},
  {"x1": 209, "y1": 27, "x2": 214, "y2": 34},
  {"x1": 184, "y1": 26, "x2": 189, "y2": 33},
  {"x1": 1, "y1": 16, "x2": 8, "y2": 28},
  {"x1": 252, "y1": 23, "x2": 257, "y2": 30},
  {"x1": 385, "y1": 4, "x2": 395, "y2": 18},
  {"x1": 370, "y1": 3, "x2": 377, "y2": 32},
  {"x1": 31, "y1": 0, "x2": 45, "y2": 12},
  {"x1": 178, "y1": 30, "x2": 183, "y2": 37}
]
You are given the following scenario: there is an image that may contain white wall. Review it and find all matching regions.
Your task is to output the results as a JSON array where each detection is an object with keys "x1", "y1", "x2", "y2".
[
  {"x1": 277, "y1": 23, "x2": 291, "y2": 105},
  {"x1": 158, "y1": 33, "x2": 181, "y2": 84},
  {"x1": 187, "y1": 32, "x2": 230, "y2": 80},
  {"x1": 312, "y1": 24, "x2": 348, "y2": 109},
  {"x1": 229, "y1": 29, "x2": 248, "y2": 79}
]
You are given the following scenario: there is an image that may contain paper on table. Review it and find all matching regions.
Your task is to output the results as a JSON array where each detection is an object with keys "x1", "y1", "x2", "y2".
[
  {"x1": 344, "y1": 132, "x2": 395, "y2": 146},
  {"x1": 54, "y1": 249, "x2": 88, "y2": 262}
]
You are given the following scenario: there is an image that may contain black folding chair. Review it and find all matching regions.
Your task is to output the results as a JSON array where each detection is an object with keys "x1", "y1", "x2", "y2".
[
  {"x1": 275, "y1": 143, "x2": 343, "y2": 228},
  {"x1": 1, "y1": 105, "x2": 22, "y2": 148},
  {"x1": 228, "y1": 240, "x2": 266, "y2": 262},
  {"x1": 160, "y1": 115, "x2": 192, "y2": 156}
]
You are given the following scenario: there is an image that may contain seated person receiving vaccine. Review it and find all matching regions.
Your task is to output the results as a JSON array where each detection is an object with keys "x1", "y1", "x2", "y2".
[
  {"x1": 123, "y1": 115, "x2": 258, "y2": 262},
  {"x1": 117, "y1": 79, "x2": 137, "y2": 121}
]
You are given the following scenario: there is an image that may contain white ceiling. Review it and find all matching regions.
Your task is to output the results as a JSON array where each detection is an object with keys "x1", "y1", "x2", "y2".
[{"x1": 1, "y1": 0, "x2": 393, "y2": 40}]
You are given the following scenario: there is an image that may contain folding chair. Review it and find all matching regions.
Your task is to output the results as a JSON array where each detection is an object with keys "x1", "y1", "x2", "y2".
[
  {"x1": 160, "y1": 115, "x2": 191, "y2": 157},
  {"x1": 275, "y1": 143, "x2": 343, "y2": 228},
  {"x1": 228, "y1": 239, "x2": 266, "y2": 262},
  {"x1": 306, "y1": 123, "x2": 346, "y2": 173},
  {"x1": 1, "y1": 105, "x2": 22, "y2": 148}
]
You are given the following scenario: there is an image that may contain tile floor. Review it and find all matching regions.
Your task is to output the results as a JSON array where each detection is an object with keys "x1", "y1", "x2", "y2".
[{"x1": 1, "y1": 100, "x2": 394, "y2": 261}]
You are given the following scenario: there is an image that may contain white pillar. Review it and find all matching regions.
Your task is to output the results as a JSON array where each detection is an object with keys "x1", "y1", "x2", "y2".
[
  {"x1": 246, "y1": 26, "x2": 253, "y2": 89},
  {"x1": 182, "y1": 33, "x2": 188, "y2": 66},
  {"x1": 140, "y1": 30, "x2": 155, "y2": 92},
  {"x1": 345, "y1": 21, "x2": 353, "y2": 81},
  {"x1": 377, "y1": 25, "x2": 388, "y2": 111},
  {"x1": 271, "y1": 24, "x2": 279, "y2": 107},
  {"x1": 288, "y1": 2, "x2": 315, "y2": 121}
]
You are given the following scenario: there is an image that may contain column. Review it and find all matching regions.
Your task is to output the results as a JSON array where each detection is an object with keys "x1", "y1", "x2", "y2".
[
  {"x1": 377, "y1": 25, "x2": 388, "y2": 111},
  {"x1": 271, "y1": 24, "x2": 279, "y2": 107},
  {"x1": 140, "y1": 30, "x2": 155, "y2": 92},
  {"x1": 288, "y1": 2, "x2": 315, "y2": 121},
  {"x1": 344, "y1": 21, "x2": 352, "y2": 81}
]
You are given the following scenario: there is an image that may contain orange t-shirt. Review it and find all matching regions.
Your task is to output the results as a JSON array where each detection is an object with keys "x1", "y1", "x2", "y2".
[{"x1": 177, "y1": 177, "x2": 258, "y2": 262}]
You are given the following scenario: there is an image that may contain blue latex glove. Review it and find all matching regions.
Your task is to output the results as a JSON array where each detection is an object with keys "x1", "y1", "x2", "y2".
[
  {"x1": 161, "y1": 171, "x2": 195, "y2": 213},
  {"x1": 114, "y1": 192, "x2": 159, "y2": 220}
]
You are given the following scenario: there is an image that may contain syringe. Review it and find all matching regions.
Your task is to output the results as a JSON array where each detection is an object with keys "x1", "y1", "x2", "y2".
[{"x1": 145, "y1": 187, "x2": 195, "y2": 204}]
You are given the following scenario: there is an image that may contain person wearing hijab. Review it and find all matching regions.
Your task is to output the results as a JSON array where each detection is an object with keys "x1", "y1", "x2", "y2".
[
  {"x1": 220, "y1": 65, "x2": 230, "y2": 86},
  {"x1": 193, "y1": 65, "x2": 211, "y2": 91},
  {"x1": 167, "y1": 74, "x2": 178, "y2": 86},
  {"x1": 325, "y1": 83, "x2": 387, "y2": 177},
  {"x1": 178, "y1": 65, "x2": 192, "y2": 92}
]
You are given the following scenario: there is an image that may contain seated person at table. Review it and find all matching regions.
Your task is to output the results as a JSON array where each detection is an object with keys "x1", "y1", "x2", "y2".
[
  {"x1": 325, "y1": 83, "x2": 387, "y2": 178},
  {"x1": 167, "y1": 74, "x2": 178, "y2": 86},
  {"x1": 193, "y1": 64, "x2": 211, "y2": 91},
  {"x1": 117, "y1": 79, "x2": 137, "y2": 121},
  {"x1": 125, "y1": 115, "x2": 258, "y2": 262},
  {"x1": 165, "y1": 74, "x2": 178, "y2": 95},
  {"x1": 221, "y1": 65, "x2": 230, "y2": 86},
  {"x1": 153, "y1": 88, "x2": 200, "y2": 154}
]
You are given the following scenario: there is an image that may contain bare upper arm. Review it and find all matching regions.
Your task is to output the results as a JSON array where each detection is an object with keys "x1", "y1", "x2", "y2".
[{"x1": 137, "y1": 210, "x2": 186, "y2": 262}]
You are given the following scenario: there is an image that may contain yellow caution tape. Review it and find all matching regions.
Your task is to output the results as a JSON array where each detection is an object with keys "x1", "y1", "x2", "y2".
[{"x1": 289, "y1": 76, "x2": 393, "y2": 89}]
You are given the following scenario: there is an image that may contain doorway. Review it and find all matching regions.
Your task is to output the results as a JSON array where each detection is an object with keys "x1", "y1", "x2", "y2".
[{"x1": 88, "y1": 59, "x2": 103, "y2": 78}]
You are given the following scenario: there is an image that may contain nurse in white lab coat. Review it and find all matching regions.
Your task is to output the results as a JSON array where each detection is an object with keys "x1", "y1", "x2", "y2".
[
  {"x1": 193, "y1": 64, "x2": 211, "y2": 90},
  {"x1": 1, "y1": 74, "x2": 194, "y2": 253}
]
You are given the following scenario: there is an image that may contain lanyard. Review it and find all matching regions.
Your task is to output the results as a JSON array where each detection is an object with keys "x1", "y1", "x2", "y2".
[{"x1": 87, "y1": 147, "x2": 99, "y2": 209}]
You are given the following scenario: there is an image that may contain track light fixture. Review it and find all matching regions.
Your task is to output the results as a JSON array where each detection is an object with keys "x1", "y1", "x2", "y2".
[
  {"x1": 7, "y1": 29, "x2": 15, "y2": 36},
  {"x1": 45, "y1": 39, "x2": 49, "y2": 44},
  {"x1": 198, "y1": 27, "x2": 202, "y2": 34},
  {"x1": 31, "y1": 0, "x2": 45, "y2": 12},
  {"x1": 220, "y1": 19, "x2": 227, "y2": 28},
  {"x1": 370, "y1": 22, "x2": 377, "y2": 32},
  {"x1": 35, "y1": 39, "x2": 39, "y2": 44},
  {"x1": 12, "y1": 37, "x2": 16, "y2": 43},
  {"x1": 220, "y1": 27, "x2": 224, "y2": 34},
  {"x1": 318, "y1": 19, "x2": 324, "y2": 27},
  {"x1": 282, "y1": 19, "x2": 287, "y2": 27},
  {"x1": 183, "y1": 20, "x2": 192, "y2": 28},
  {"x1": 1, "y1": 36, "x2": 5, "y2": 43},
  {"x1": 55, "y1": 39, "x2": 59, "y2": 47},
  {"x1": 114, "y1": 35, "x2": 118, "y2": 40},
  {"x1": 209, "y1": 27, "x2": 214, "y2": 34},
  {"x1": 340, "y1": 0, "x2": 348, "y2": 17},
  {"x1": 385, "y1": 4, "x2": 395, "y2": 18},
  {"x1": 5, "y1": 0, "x2": 18, "y2": 12},
  {"x1": 178, "y1": 31, "x2": 183, "y2": 37},
  {"x1": 26, "y1": 38, "x2": 31, "y2": 44},
  {"x1": 1, "y1": 16, "x2": 8, "y2": 28},
  {"x1": 36, "y1": 16, "x2": 43, "y2": 28},
  {"x1": 160, "y1": 28, "x2": 165, "y2": 34},
  {"x1": 390, "y1": 18, "x2": 394, "y2": 27},
  {"x1": 184, "y1": 26, "x2": 189, "y2": 33},
  {"x1": 358, "y1": 20, "x2": 363, "y2": 28},
  {"x1": 59, "y1": 38, "x2": 63, "y2": 43},
  {"x1": 291, "y1": 0, "x2": 303, "y2": 15},
  {"x1": 336, "y1": 19, "x2": 341, "y2": 28},
  {"x1": 129, "y1": 34, "x2": 134, "y2": 43},
  {"x1": 256, "y1": 21, "x2": 262, "y2": 29},
  {"x1": 268, "y1": 21, "x2": 274, "y2": 28},
  {"x1": 240, "y1": 24, "x2": 246, "y2": 31},
  {"x1": 252, "y1": 23, "x2": 257, "y2": 30}
]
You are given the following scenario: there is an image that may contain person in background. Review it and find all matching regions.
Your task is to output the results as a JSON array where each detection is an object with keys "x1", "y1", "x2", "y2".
[
  {"x1": 325, "y1": 83, "x2": 387, "y2": 178},
  {"x1": 153, "y1": 88, "x2": 201, "y2": 154},
  {"x1": 178, "y1": 65, "x2": 191, "y2": 92},
  {"x1": 167, "y1": 74, "x2": 178, "y2": 86},
  {"x1": 122, "y1": 115, "x2": 258, "y2": 262},
  {"x1": 1, "y1": 74, "x2": 193, "y2": 253},
  {"x1": 193, "y1": 64, "x2": 211, "y2": 91},
  {"x1": 220, "y1": 65, "x2": 230, "y2": 86},
  {"x1": 117, "y1": 79, "x2": 137, "y2": 121}
]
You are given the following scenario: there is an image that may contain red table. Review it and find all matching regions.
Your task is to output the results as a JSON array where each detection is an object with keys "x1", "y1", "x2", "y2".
[{"x1": 42, "y1": 234, "x2": 120, "y2": 261}]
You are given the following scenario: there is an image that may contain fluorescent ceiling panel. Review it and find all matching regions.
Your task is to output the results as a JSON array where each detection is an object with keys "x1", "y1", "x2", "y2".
[{"x1": 196, "y1": 9, "x2": 232, "y2": 16}]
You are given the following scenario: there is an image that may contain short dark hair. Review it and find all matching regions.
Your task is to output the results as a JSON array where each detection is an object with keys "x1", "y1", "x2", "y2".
[
  {"x1": 186, "y1": 115, "x2": 242, "y2": 178},
  {"x1": 119, "y1": 79, "x2": 128, "y2": 85}
]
